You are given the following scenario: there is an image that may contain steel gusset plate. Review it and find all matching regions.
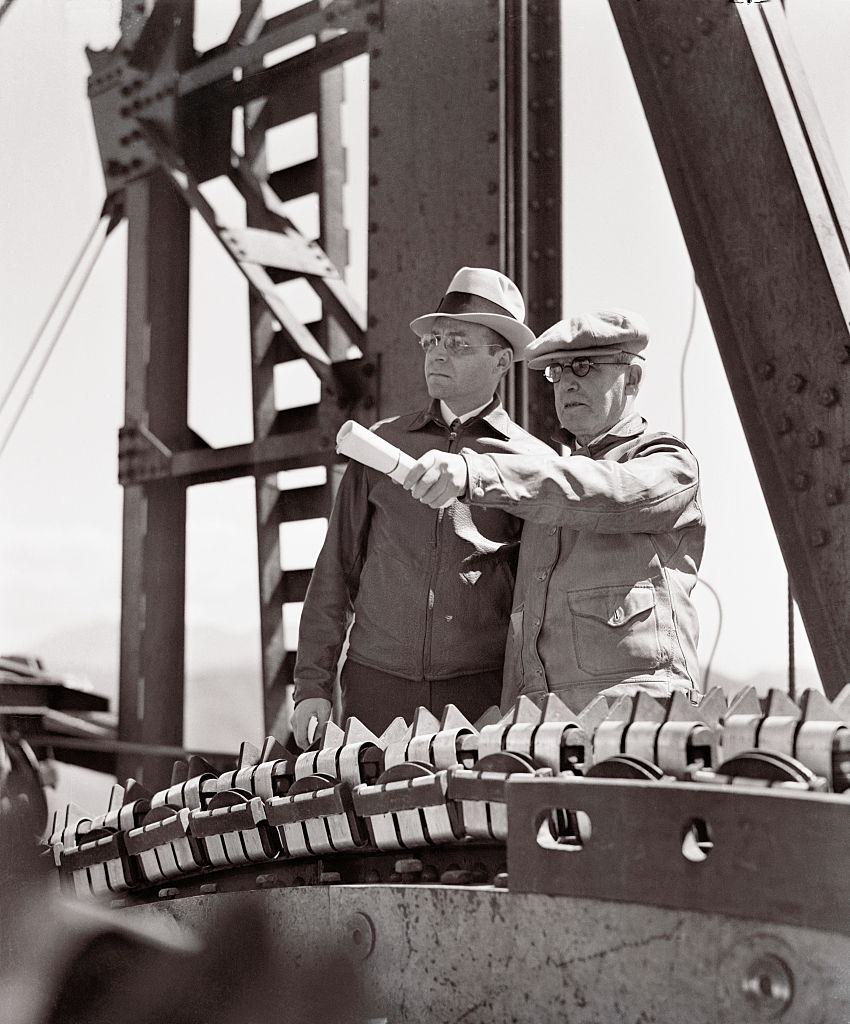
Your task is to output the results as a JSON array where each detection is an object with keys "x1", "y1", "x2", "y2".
[{"x1": 506, "y1": 776, "x2": 850, "y2": 936}]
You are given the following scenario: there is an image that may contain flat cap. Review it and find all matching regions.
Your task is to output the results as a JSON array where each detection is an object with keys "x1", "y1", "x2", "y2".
[{"x1": 526, "y1": 309, "x2": 649, "y2": 370}]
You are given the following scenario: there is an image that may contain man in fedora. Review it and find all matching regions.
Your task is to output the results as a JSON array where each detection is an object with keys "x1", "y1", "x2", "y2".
[
  {"x1": 291, "y1": 267, "x2": 552, "y2": 747},
  {"x1": 403, "y1": 310, "x2": 705, "y2": 711}
]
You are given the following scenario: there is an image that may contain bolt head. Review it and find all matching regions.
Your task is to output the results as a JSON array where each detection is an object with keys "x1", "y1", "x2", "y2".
[
  {"x1": 787, "y1": 373, "x2": 806, "y2": 393},
  {"x1": 757, "y1": 361, "x2": 775, "y2": 381},
  {"x1": 819, "y1": 386, "x2": 839, "y2": 406},
  {"x1": 810, "y1": 529, "x2": 829, "y2": 547},
  {"x1": 805, "y1": 428, "x2": 823, "y2": 448},
  {"x1": 825, "y1": 486, "x2": 842, "y2": 506}
]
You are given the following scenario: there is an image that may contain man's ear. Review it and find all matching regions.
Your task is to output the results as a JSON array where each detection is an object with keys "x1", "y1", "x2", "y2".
[
  {"x1": 626, "y1": 362, "x2": 642, "y2": 394},
  {"x1": 496, "y1": 347, "x2": 514, "y2": 376}
]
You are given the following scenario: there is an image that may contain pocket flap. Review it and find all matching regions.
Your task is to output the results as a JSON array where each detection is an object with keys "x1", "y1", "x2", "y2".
[{"x1": 568, "y1": 585, "x2": 656, "y2": 628}]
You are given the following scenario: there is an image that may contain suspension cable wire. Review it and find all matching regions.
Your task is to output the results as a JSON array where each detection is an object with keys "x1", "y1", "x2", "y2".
[
  {"x1": 0, "y1": 211, "x2": 115, "y2": 461},
  {"x1": 677, "y1": 270, "x2": 724, "y2": 690},
  {"x1": 0, "y1": 0, "x2": 17, "y2": 27},
  {"x1": 0, "y1": 212, "x2": 109, "y2": 419}
]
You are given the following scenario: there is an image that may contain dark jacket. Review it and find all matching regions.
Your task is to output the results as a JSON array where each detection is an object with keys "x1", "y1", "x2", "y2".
[
  {"x1": 293, "y1": 400, "x2": 552, "y2": 702},
  {"x1": 460, "y1": 412, "x2": 705, "y2": 710}
]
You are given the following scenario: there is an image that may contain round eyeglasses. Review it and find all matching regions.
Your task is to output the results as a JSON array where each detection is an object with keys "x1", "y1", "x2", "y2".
[
  {"x1": 544, "y1": 356, "x2": 631, "y2": 383},
  {"x1": 419, "y1": 333, "x2": 504, "y2": 355}
]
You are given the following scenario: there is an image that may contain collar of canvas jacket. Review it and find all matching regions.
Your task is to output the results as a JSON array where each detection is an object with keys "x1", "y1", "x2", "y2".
[
  {"x1": 407, "y1": 398, "x2": 512, "y2": 440},
  {"x1": 552, "y1": 410, "x2": 647, "y2": 456}
]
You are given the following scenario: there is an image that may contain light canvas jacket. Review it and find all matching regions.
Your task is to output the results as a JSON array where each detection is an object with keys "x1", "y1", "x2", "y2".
[{"x1": 459, "y1": 412, "x2": 705, "y2": 711}]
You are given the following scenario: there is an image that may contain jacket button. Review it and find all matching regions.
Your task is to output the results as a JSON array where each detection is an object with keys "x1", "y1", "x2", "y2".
[
  {"x1": 535, "y1": 668, "x2": 543, "y2": 676},
  {"x1": 534, "y1": 618, "x2": 541, "y2": 627},
  {"x1": 536, "y1": 571, "x2": 547, "y2": 581},
  {"x1": 612, "y1": 607, "x2": 624, "y2": 623},
  {"x1": 474, "y1": 485, "x2": 484, "y2": 498},
  {"x1": 549, "y1": 527, "x2": 557, "y2": 536}
]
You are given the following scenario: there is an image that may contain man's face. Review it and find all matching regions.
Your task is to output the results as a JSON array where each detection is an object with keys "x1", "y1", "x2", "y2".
[
  {"x1": 551, "y1": 355, "x2": 635, "y2": 442},
  {"x1": 422, "y1": 316, "x2": 508, "y2": 408}
]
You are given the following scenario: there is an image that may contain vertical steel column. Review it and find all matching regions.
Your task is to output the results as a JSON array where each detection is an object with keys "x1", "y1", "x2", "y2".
[
  {"x1": 366, "y1": 0, "x2": 503, "y2": 416},
  {"x1": 117, "y1": 0, "x2": 193, "y2": 788},
  {"x1": 119, "y1": 173, "x2": 191, "y2": 789},
  {"x1": 504, "y1": 0, "x2": 562, "y2": 441}
]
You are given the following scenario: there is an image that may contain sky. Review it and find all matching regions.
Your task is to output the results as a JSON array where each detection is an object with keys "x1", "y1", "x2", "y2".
[{"x1": 1, "y1": 0, "x2": 849, "y2": 787}]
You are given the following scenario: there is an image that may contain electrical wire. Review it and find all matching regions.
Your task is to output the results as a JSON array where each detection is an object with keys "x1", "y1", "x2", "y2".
[
  {"x1": 0, "y1": 212, "x2": 113, "y2": 461},
  {"x1": 677, "y1": 270, "x2": 723, "y2": 690}
]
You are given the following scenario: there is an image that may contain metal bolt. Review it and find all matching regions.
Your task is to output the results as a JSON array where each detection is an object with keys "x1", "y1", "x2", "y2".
[
  {"x1": 819, "y1": 386, "x2": 839, "y2": 406},
  {"x1": 741, "y1": 955, "x2": 794, "y2": 1017},
  {"x1": 367, "y1": 315, "x2": 378, "y2": 328},
  {"x1": 530, "y1": 250, "x2": 541, "y2": 262},
  {"x1": 370, "y1": 78, "x2": 380, "y2": 90},
  {"x1": 369, "y1": 126, "x2": 380, "y2": 138},
  {"x1": 805, "y1": 428, "x2": 823, "y2": 448},
  {"x1": 368, "y1": 268, "x2": 378, "y2": 280},
  {"x1": 368, "y1": 221, "x2": 378, "y2": 234},
  {"x1": 787, "y1": 373, "x2": 806, "y2": 393},
  {"x1": 680, "y1": 36, "x2": 694, "y2": 53},
  {"x1": 364, "y1": 869, "x2": 380, "y2": 883},
  {"x1": 757, "y1": 361, "x2": 775, "y2": 381},
  {"x1": 529, "y1": 51, "x2": 541, "y2": 63},
  {"x1": 793, "y1": 472, "x2": 810, "y2": 491},
  {"x1": 493, "y1": 872, "x2": 509, "y2": 888},
  {"x1": 486, "y1": 232, "x2": 499, "y2": 246},
  {"x1": 487, "y1": 79, "x2": 498, "y2": 91},
  {"x1": 199, "y1": 882, "x2": 217, "y2": 894},
  {"x1": 487, "y1": 130, "x2": 498, "y2": 143},
  {"x1": 810, "y1": 529, "x2": 829, "y2": 547},
  {"x1": 776, "y1": 415, "x2": 793, "y2": 435},
  {"x1": 441, "y1": 869, "x2": 473, "y2": 885},
  {"x1": 368, "y1": 173, "x2": 379, "y2": 186},
  {"x1": 346, "y1": 912, "x2": 376, "y2": 959},
  {"x1": 825, "y1": 486, "x2": 842, "y2": 506},
  {"x1": 487, "y1": 29, "x2": 498, "y2": 42},
  {"x1": 659, "y1": 52, "x2": 673, "y2": 68},
  {"x1": 487, "y1": 181, "x2": 498, "y2": 195}
]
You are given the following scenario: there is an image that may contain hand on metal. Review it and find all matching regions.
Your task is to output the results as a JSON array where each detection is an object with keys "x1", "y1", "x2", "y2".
[
  {"x1": 291, "y1": 697, "x2": 332, "y2": 749},
  {"x1": 402, "y1": 450, "x2": 468, "y2": 509}
]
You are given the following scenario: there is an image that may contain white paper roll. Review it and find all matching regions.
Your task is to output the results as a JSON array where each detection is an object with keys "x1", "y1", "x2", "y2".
[{"x1": 336, "y1": 420, "x2": 416, "y2": 483}]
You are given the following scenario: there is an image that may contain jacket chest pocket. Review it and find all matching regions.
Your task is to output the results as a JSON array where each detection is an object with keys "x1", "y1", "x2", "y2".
[{"x1": 567, "y1": 584, "x2": 663, "y2": 677}]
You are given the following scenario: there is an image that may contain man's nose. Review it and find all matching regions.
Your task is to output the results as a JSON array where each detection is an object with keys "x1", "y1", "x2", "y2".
[
  {"x1": 427, "y1": 345, "x2": 448, "y2": 363},
  {"x1": 557, "y1": 373, "x2": 578, "y2": 393}
]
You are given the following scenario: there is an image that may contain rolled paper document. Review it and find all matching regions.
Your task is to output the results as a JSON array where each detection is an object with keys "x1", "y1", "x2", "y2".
[{"x1": 336, "y1": 420, "x2": 416, "y2": 483}]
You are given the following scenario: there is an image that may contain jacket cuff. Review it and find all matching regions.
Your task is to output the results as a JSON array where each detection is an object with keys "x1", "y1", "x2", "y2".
[
  {"x1": 460, "y1": 449, "x2": 504, "y2": 505},
  {"x1": 292, "y1": 681, "x2": 333, "y2": 704}
]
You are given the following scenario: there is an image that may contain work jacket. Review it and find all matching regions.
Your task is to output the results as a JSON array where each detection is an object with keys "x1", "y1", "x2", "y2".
[
  {"x1": 293, "y1": 400, "x2": 552, "y2": 702},
  {"x1": 460, "y1": 412, "x2": 705, "y2": 711}
]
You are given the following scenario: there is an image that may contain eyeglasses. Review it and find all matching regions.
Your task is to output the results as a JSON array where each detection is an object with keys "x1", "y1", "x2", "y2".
[
  {"x1": 419, "y1": 333, "x2": 504, "y2": 355},
  {"x1": 543, "y1": 356, "x2": 631, "y2": 382}
]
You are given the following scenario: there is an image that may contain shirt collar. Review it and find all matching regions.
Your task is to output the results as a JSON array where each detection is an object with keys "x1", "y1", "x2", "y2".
[
  {"x1": 554, "y1": 410, "x2": 647, "y2": 455},
  {"x1": 439, "y1": 399, "x2": 491, "y2": 425},
  {"x1": 409, "y1": 397, "x2": 511, "y2": 439}
]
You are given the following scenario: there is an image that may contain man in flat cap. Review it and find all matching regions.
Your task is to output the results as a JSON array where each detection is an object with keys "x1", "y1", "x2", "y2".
[
  {"x1": 403, "y1": 310, "x2": 704, "y2": 710},
  {"x1": 290, "y1": 268, "x2": 552, "y2": 747}
]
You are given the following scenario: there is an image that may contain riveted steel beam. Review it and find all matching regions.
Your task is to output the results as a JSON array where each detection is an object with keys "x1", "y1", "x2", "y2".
[{"x1": 609, "y1": 0, "x2": 850, "y2": 696}]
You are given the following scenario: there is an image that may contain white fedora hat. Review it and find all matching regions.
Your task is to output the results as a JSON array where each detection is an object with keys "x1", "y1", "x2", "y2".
[{"x1": 409, "y1": 267, "x2": 536, "y2": 360}]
